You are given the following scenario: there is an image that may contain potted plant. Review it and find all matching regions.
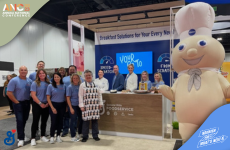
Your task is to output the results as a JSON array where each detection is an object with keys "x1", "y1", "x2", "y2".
[{"x1": 172, "y1": 121, "x2": 181, "y2": 139}]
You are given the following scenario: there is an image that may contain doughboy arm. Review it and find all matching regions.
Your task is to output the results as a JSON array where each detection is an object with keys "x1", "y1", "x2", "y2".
[
  {"x1": 159, "y1": 85, "x2": 175, "y2": 101},
  {"x1": 218, "y1": 73, "x2": 230, "y2": 98},
  {"x1": 159, "y1": 79, "x2": 178, "y2": 101}
]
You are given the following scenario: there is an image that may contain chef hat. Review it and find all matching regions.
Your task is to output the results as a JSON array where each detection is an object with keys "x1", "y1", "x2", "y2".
[{"x1": 175, "y1": 2, "x2": 215, "y2": 40}]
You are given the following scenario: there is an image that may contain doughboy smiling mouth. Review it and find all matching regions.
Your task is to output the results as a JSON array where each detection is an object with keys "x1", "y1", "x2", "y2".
[{"x1": 183, "y1": 55, "x2": 204, "y2": 65}]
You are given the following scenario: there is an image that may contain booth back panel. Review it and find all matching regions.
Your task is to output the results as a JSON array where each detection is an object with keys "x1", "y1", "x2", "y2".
[{"x1": 95, "y1": 40, "x2": 179, "y2": 90}]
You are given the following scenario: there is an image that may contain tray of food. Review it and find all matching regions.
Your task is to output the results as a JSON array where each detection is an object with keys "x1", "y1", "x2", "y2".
[
  {"x1": 110, "y1": 90, "x2": 117, "y2": 93},
  {"x1": 133, "y1": 90, "x2": 149, "y2": 94}
]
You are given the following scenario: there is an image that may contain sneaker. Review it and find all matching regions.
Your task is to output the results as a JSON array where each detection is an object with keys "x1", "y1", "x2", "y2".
[
  {"x1": 41, "y1": 136, "x2": 49, "y2": 142},
  {"x1": 24, "y1": 136, "x2": 30, "y2": 142},
  {"x1": 18, "y1": 140, "x2": 24, "y2": 147},
  {"x1": 50, "y1": 137, "x2": 55, "y2": 144},
  {"x1": 93, "y1": 137, "x2": 100, "y2": 141},
  {"x1": 56, "y1": 136, "x2": 62, "y2": 143},
  {"x1": 71, "y1": 137, "x2": 80, "y2": 142},
  {"x1": 31, "y1": 139, "x2": 36, "y2": 146},
  {"x1": 81, "y1": 138, "x2": 88, "y2": 142}
]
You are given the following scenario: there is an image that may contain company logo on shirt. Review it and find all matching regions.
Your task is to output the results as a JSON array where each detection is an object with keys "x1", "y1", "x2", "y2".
[
  {"x1": 4, "y1": 129, "x2": 16, "y2": 146},
  {"x1": 2, "y1": 4, "x2": 30, "y2": 17}
]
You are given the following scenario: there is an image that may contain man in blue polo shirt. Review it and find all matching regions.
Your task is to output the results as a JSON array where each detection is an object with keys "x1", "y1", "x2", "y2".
[
  {"x1": 62, "y1": 65, "x2": 84, "y2": 137},
  {"x1": 29, "y1": 61, "x2": 50, "y2": 81},
  {"x1": 7, "y1": 66, "x2": 32, "y2": 147}
]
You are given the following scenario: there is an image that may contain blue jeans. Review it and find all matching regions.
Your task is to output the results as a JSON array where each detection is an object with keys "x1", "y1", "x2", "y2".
[
  {"x1": 13, "y1": 100, "x2": 30, "y2": 140},
  {"x1": 63, "y1": 110, "x2": 70, "y2": 134},
  {"x1": 68, "y1": 106, "x2": 79, "y2": 137}
]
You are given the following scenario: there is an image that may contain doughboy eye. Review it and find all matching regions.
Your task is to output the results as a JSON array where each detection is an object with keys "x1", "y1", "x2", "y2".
[
  {"x1": 198, "y1": 40, "x2": 207, "y2": 46},
  {"x1": 178, "y1": 44, "x2": 186, "y2": 51}
]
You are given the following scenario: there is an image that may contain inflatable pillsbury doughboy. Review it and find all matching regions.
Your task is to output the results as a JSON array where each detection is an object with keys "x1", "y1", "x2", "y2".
[{"x1": 159, "y1": 2, "x2": 230, "y2": 142}]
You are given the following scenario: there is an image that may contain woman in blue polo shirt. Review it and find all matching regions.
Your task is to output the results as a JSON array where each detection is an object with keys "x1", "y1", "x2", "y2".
[
  {"x1": 66, "y1": 73, "x2": 82, "y2": 142},
  {"x1": 46, "y1": 73, "x2": 66, "y2": 144},
  {"x1": 30, "y1": 69, "x2": 50, "y2": 146}
]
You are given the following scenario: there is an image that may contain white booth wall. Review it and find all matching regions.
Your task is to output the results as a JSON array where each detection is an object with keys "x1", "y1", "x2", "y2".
[{"x1": 0, "y1": 19, "x2": 95, "y2": 76}]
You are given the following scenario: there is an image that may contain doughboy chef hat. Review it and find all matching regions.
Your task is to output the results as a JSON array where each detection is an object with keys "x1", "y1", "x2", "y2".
[{"x1": 175, "y1": 2, "x2": 215, "y2": 40}]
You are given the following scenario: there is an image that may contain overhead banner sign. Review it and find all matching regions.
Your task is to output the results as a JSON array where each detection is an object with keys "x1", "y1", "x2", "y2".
[{"x1": 95, "y1": 26, "x2": 179, "y2": 90}]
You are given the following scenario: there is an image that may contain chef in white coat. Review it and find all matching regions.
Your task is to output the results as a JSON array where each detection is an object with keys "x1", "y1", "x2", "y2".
[
  {"x1": 124, "y1": 64, "x2": 138, "y2": 92},
  {"x1": 94, "y1": 69, "x2": 109, "y2": 92}
]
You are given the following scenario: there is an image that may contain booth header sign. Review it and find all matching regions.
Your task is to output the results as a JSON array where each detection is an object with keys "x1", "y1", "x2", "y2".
[{"x1": 95, "y1": 26, "x2": 179, "y2": 45}]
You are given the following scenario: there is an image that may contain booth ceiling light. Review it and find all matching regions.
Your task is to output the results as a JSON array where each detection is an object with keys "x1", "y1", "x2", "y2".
[{"x1": 217, "y1": 37, "x2": 222, "y2": 41}]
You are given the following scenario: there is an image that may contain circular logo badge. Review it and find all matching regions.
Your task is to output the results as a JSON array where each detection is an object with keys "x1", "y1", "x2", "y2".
[{"x1": 188, "y1": 29, "x2": 196, "y2": 36}]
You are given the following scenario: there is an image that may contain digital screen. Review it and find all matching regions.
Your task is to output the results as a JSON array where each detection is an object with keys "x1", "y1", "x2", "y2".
[{"x1": 116, "y1": 51, "x2": 153, "y2": 74}]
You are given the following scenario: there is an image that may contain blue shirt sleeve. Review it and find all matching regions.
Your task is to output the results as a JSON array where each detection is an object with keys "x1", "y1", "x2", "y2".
[
  {"x1": 30, "y1": 82, "x2": 37, "y2": 92},
  {"x1": 7, "y1": 79, "x2": 16, "y2": 92},
  {"x1": 46, "y1": 84, "x2": 52, "y2": 95},
  {"x1": 159, "y1": 81, "x2": 165, "y2": 85},
  {"x1": 147, "y1": 81, "x2": 152, "y2": 90},
  {"x1": 66, "y1": 85, "x2": 71, "y2": 97},
  {"x1": 29, "y1": 73, "x2": 32, "y2": 80}
]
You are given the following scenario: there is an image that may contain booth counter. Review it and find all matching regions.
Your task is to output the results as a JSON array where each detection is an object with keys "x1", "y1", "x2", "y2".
[{"x1": 98, "y1": 92, "x2": 171, "y2": 140}]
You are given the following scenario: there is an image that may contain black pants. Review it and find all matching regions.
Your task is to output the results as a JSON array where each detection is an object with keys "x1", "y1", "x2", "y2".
[
  {"x1": 31, "y1": 101, "x2": 49, "y2": 138},
  {"x1": 49, "y1": 102, "x2": 65, "y2": 137},
  {"x1": 82, "y1": 120, "x2": 99, "y2": 139},
  {"x1": 6, "y1": 96, "x2": 13, "y2": 112},
  {"x1": 76, "y1": 106, "x2": 83, "y2": 134},
  {"x1": 13, "y1": 100, "x2": 30, "y2": 140}
]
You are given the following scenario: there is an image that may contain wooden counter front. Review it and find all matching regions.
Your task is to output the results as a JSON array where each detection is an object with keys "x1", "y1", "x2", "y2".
[{"x1": 99, "y1": 93, "x2": 163, "y2": 137}]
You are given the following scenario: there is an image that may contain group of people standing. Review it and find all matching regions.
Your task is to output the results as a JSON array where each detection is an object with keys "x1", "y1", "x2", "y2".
[
  {"x1": 5, "y1": 61, "x2": 103, "y2": 147},
  {"x1": 111, "y1": 64, "x2": 165, "y2": 92},
  {"x1": 3, "y1": 60, "x2": 164, "y2": 148}
]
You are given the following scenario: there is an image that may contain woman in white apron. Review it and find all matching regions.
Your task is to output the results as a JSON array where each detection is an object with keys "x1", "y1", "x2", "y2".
[{"x1": 79, "y1": 69, "x2": 103, "y2": 142}]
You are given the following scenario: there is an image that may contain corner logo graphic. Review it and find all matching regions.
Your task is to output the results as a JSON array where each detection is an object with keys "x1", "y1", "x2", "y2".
[
  {"x1": 197, "y1": 127, "x2": 228, "y2": 148},
  {"x1": 2, "y1": 4, "x2": 30, "y2": 17},
  {"x1": 100, "y1": 56, "x2": 114, "y2": 64},
  {"x1": 4, "y1": 129, "x2": 16, "y2": 146},
  {"x1": 157, "y1": 53, "x2": 170, "y2": 62}
]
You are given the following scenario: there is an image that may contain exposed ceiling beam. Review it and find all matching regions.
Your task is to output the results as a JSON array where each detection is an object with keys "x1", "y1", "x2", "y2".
[
  {"x1": 147, "y1": 9, "x2": 180, "y2": 17},
  {"x1": 88, "y1": 16, "x2": 170, "y2": 29},
  {"x1": 81, "y1": 0, "x2": 94, "y2": 12},
  {"x1": 48, "y1": 0, "x2": 71, "y2": 5},
  {"x1": 71, "y1": 0, "x2": 79, "y2": 15},
  {"x1": 81, "y1": 19, "x2": 98, "y2": 24},
  {"x1": 100, "y1": 16, "x2": 118, "y2": 23},
  {"x1": 95, "y1": 22, "x2": 170, "y2": 32},
  {"x1": 120, "y1": 13, "x2": 145, "y2": 21},
  {"x1": 68, "y1": 0, "x2": 185, "y2": 20}
]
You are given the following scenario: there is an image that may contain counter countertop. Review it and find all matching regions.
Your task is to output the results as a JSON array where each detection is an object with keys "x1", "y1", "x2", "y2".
[{"x1": 102, "y1": 91, "x2": 162, "y2": 95}]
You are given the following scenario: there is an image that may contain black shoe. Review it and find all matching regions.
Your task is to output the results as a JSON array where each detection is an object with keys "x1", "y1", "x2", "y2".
[
  {"x1": 81, "y1": 138, "x2": 88, "y2": 142},
  {"x1": 61, "y1": 133, "x2": 68, "y2": 137},
  {"x1": 93, "y1": 137, "x2": 100, "y2": 141},
  {"x1": 8, "y1": 112, "x2": 14, "y2": 115}
]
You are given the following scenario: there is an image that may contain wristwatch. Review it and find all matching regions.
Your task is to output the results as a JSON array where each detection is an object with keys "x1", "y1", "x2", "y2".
[{"x1": 38, "y1": 102, "x2": 42, "y2": 105}]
